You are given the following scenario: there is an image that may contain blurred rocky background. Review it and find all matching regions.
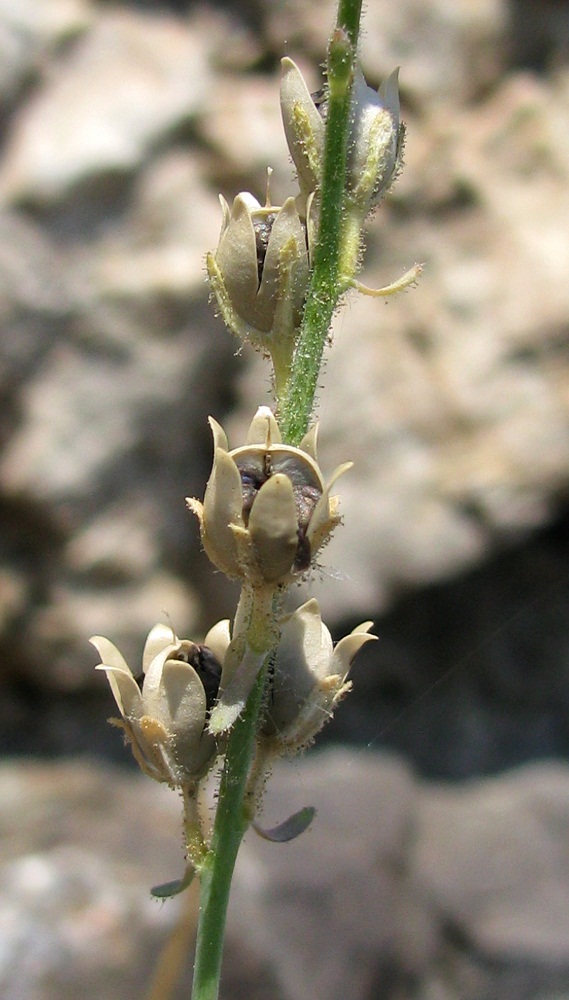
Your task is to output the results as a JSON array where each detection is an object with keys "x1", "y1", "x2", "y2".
[{"x1": 2, "y1": 0, "x2": 569, "y2": 997}]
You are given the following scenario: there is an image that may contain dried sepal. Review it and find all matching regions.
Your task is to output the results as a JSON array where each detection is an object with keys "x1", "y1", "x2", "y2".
[
  {"x1": 188, "y1": 406, "x2": 351, "y2": 589},
  {"x1": 261, "y1": 599, "x2": 376, "y2": 752},
  {"x1": 206, "y1": 184, "x2": 310, "y2": 392},
  {"x1": 280, "y1": 57, "x2": 404, "y2": 217},
  {"x1": 91, "y1": 623, "x2": 230, "y2": 785}
]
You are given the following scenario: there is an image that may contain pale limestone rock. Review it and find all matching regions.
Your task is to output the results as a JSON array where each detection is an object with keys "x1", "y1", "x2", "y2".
[{"x1": 0, "y1": 9, "x2": 210, "y2": 204}]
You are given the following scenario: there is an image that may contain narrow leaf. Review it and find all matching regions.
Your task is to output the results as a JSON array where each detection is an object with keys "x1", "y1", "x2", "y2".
[
  {"x1": 253, "y1": 805, "x2": 316, "y2": 843},
  {"x1": 151, "y1": 865, "x2": 195, "y2": 898}
]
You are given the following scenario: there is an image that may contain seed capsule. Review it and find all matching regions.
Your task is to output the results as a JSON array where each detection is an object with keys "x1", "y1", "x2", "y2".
[{"x1": 187, "y1": 406, "x2": 352, "y2": 589}]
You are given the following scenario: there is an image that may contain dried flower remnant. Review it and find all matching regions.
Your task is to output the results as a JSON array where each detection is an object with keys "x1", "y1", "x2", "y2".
[
  {"x1": 261, "y1": 599, "x2": 376, "y2": 752},
  {"x1": 188, "y1": 405, "x2": 351, "y2": 590},
  {"x1": 206, "y1": 186, "x2": 310, "y2": 394},
  {"x1": 280, "y1": 58, "x2": 404, "y2": 215},
  {"x1": 348, "y1": 66, "x2": 404, "y2": 211},
  {"x1": 91, "y1": 622, "x2": 230, "y2": 786}
]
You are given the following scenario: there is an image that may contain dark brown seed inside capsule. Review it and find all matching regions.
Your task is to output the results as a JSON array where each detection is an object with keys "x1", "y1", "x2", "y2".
[
  {"x1": 175, "y1": 643, "x2": 222, "y2": 713},
  {"x1": 292, "y1": 481, "x2": 321, "y2": 530},
  {"x1": 237, "y1": 453, "x2": 322, "y2": 573},
  {"x1": 238, "y1": 464, "x2": 270, "y2": 524},
  {"x1": 294, "y1": 528, "x2": 312, "y2": 573},
  {"x1": 311, "y1": 87, "x2": 328, "y2": 120},
  {"x1": 253, "y1": 213, "x2": 278, "y2": 285}
]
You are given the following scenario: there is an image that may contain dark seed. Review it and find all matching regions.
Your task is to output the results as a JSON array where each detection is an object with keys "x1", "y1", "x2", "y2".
[
  {"x1": 311, "y1": 88, "x2": 328, "y2": 121},
  {"x1": 294, "y1": 528, "x2": 312, "y2": 573},
  {"x1": 238, "y1": 463, "x2": 270, "y2": 523},
  {"x1": 253, "y1": 212, "x2": 278, "y2": 284},
  {"x1": 176, "y1": 644, "x2": 222, "y2": 713}
]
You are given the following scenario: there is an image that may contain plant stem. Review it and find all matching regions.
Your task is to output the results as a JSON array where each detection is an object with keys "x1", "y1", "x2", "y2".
[
  {"x1": 191, "y1": 3, "x2": 364, "y2": 996},
  {"x1": 191, "y1": 661, "x2": 267, "y2": 1000},
  {"x1": 335, "y1": 0, "x2": 363, "y2": 49},
  {"x1": 279, "y1": 0, "x2": 363, "y2": 445}
]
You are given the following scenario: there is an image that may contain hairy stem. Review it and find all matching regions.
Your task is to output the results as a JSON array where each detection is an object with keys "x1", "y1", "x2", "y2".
[
  {"x1": 190, "y1": 663, "x2": 267, "y2": 1000},
  {"x1": 279, "y1": 0, "x2": 363, "y2": 445},
  {"x1": 191, "y1": 588, "x2": 279, "y2": 1000}
]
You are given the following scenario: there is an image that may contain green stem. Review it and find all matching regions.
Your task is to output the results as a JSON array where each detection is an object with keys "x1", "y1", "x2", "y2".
[
  {"x1": 335, "y1": 0, "x2": 363, "y2": 48},
  {"x1": 191, "y1": 3, "x2": 364, "y2": 996},
  {"x1": 279, "y1": 0, "x2": 363, "y2": 445},
  {"x1": 191, "y1": 662, "x2": 267, "y2": 1000}
]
